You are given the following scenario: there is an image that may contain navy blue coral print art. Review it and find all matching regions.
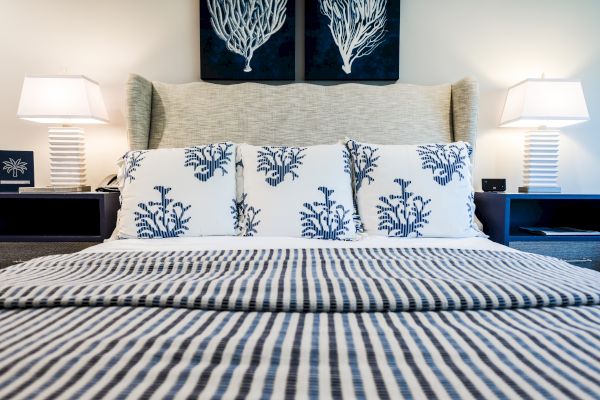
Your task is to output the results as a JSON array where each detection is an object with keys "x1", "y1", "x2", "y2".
[
  {"x1": 200, "y1": 0, "x2": 295, "y2": 80},
  {"x1": 305, "y1": 0, "x2": 400, "y2": 80}
]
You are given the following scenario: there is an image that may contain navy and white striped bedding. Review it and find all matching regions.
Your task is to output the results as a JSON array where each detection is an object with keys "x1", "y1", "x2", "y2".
[{"x1": 0, "y1": 248, "x2": 599, "y2": 399}]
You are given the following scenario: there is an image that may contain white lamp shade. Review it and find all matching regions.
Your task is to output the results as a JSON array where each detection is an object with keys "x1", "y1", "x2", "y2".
[
  {"x1": 500, "y1": 79, "x2": 589, "y2": 128},
  {"x1": 17, "y1": 75, "x2": 109, "y2": 124}
]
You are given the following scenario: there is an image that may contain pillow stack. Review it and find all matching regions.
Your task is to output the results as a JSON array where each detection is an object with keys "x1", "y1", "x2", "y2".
[{"x1": 114, "y1": 140, "x2": 481, "y2": 240}]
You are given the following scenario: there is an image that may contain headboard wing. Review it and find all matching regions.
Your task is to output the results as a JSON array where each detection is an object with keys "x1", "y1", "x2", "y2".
[
  {"x1": 451, "y1": 77, "x2": 479, "y2": 144},
  {"x1": 126, "y1": 74, "x2": 153, "y2": 151},
  {"x1": 126, "y1": 74, "x2": 478, "y2": 150}
]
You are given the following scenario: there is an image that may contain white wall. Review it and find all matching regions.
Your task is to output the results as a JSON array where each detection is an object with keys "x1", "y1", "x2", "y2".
[{"x1": 1, "y1": 0, "x2": 599, "y2": 192}]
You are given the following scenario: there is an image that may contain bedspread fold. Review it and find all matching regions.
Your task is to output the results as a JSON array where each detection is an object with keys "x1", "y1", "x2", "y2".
[{"x1": 1, "y1": 248, "x2": 599, "y2": 312}]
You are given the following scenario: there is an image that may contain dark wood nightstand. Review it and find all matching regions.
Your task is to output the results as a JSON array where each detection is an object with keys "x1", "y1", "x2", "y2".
[
  {"x1": 474, "y1": 192, "x2": 600, "y2": 270},
  {"x1": 0, "y1": 192, "x2": 119, "y2": 268}
]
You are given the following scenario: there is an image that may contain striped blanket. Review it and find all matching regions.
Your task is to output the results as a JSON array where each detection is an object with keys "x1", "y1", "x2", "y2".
[{"x1": 0, "y1": 248, "x2": 599, "y2": 399}]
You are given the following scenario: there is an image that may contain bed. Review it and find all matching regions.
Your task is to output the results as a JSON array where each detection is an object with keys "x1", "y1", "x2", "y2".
[{"x1": 0, "y1": 76, "x2": 599, "y2": 400}]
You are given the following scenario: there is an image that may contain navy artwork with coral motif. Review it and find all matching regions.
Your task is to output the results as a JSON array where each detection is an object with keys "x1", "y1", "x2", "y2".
[
  {"x1": 305, "y1": 0, "x2": 400, "y2": 80},
  {"x1": 200, "y1": 0, "x2": 295, "y2": 80}
]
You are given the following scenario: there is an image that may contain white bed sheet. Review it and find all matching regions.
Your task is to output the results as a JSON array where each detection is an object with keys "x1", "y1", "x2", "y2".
[{"x1": 83, "y1": 235, "x2": 513, "y2": 253}]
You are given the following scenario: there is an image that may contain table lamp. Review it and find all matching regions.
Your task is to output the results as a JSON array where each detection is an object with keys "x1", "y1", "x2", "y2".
[
  {"x1": 17, "y1": 75, "x2": 108, "y2": 189},
  {"x1": 499, "y1": 78, "x2": 589, "y2": 193}
]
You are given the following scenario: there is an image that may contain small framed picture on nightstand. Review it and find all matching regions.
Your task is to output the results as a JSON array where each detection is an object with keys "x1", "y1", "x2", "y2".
[{"x1": 0, "y1": 150, "x2": 34, "y2": 192}]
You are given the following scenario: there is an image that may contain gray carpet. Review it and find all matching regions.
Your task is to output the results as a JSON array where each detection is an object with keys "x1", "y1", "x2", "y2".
[{"x1": 0, "y1": 242, "x2": 98, "y2": 268}]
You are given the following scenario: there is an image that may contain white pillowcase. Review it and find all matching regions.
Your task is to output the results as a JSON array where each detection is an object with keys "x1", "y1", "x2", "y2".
[
  {"x1": 347, "y1": 139, "x2": 481, "y2": 238},
  {"x1": 237, "y1": 144, "x2": 357, "y2": 240},
  {"x1": 116, "y1": 144, "x2": 237, "y2": 238}
]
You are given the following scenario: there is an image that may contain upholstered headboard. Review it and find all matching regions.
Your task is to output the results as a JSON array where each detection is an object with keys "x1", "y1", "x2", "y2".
[{"x1": 126, "y1": 74, "x2": 478, "y2": 150}]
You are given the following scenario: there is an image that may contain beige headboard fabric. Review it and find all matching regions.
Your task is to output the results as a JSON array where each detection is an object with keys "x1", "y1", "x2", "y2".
[{"x1": 126, "y1": 74, "x2": 478, "y2": 150}]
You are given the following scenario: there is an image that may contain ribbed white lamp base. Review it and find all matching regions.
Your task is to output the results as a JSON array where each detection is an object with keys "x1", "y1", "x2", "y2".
[
  {"x1": 518, "y1": 130, "x2": 561, "y2": 193},
  {"x1": 48, "y1": 127, "x2": 87, "y2": 187}
]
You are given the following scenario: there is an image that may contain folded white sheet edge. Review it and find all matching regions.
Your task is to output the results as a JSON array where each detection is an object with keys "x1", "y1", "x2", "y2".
[{"x1": 84, "y1": 236, "x2": 513, "y2": 253}]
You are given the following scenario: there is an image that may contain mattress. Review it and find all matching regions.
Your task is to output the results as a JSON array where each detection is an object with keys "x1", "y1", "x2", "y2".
[{"x1": 1, "y1": 238, "x2": 598, "y2": 399}]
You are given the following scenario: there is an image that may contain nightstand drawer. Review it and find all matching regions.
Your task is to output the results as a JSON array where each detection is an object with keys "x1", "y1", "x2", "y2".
[
  {"x1": 475, "y1": 193, "x2": 600, "y2": 246},
  {"x1": 510, "y1": 241, "x2": 600, "y2": 269},
  {"x1": 0, "y1": 192, "x2": 119, "y2": 241}
]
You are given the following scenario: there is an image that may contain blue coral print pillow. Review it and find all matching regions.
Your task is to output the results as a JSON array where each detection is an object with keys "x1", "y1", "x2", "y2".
[
  {"x1": 346, "y1": 139, "x2": 482, "y2": 238},
  {"x1": 116, "y1": 143, "x2": 237, "y2": 238},
  {"x1": 237, "y1": 144, "x2": 357, "y2": 240}
]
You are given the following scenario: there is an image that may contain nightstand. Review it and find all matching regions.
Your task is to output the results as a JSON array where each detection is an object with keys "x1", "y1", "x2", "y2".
[
  {"x1": 0, "y1": 192, "x2": 119, "y2": 268},
  {"x1": 475, "y1": 193, "x2": 600, "y2": 270}
]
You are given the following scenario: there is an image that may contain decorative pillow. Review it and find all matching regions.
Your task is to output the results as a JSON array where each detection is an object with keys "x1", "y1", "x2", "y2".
[
  {"x1": 116, "y1": 143, "x2": 237, "y2": 238},
  {"x1": 236, "y1": 144, "x2": 357, "y2": 240},
  {"x1": 346, "y1": 139, "x2": 481, "y2": 238}
]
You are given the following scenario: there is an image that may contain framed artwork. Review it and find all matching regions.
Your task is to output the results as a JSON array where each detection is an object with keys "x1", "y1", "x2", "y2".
[
  {"x1": 0, "y1": 150, "x2": 34, "y2": 192},
  {"x1": 305, "y1": 0, "x2": 400, "y2": 81},
  {"x1": 200, "y1": 0, "x2": 295, "y2": 80}
]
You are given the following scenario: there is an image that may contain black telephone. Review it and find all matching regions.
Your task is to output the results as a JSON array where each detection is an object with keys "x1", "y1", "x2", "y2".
[{"x1": 96, "y1": 174, "x2": 119, "y2": 192}]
